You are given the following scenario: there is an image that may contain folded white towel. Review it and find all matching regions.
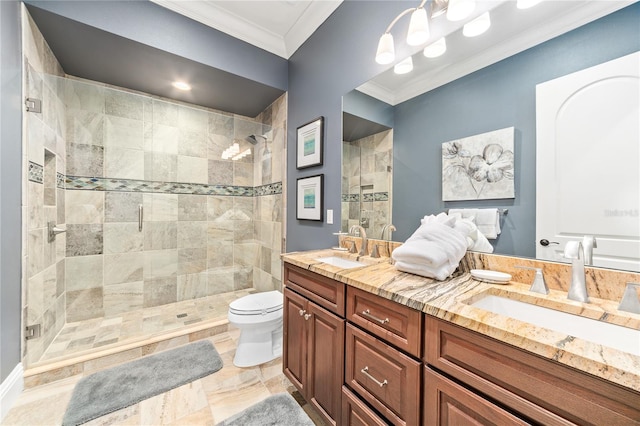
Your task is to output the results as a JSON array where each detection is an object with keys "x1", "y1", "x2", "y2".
[
  {"x1": 395, "y1": 260, "x2": 458, "y2": 281},
  {"x1": 393, "y1": 221, "x2": 468, "y2": 266},
  {"x1": 392, "y1": 216, "x2": 468, "y2": 280},
  {"x1": 448, "y1": 208, "x2": 501, "y2": 239}
]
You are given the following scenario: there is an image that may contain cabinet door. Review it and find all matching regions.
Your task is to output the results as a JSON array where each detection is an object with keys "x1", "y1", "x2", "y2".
[
  {"x1": 307, "y1": 301, "x2": 345, "y2": 426},
  {"x1": 283, "y1": 288, "x2": 307, "y2": 394},
  {"x1": 424, "y1": 367, "x2": 530, "y2": 426}
]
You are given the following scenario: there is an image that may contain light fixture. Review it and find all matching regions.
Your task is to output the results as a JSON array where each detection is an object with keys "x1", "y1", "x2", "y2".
[
  {"x1": 447, "y1": 0, "x2": 476, "y2": 21},
  {"x1": 463, "y1": 11, "x2": 491, "y2": 37},
  {"x1": 171, "y1": 81, "x2": 191, "y2": 91},
  {"x1": 517, "y1": 0, "x2": 542, "y2": 9},
  {"x1": 430, "y1": 0, "x2": 448, "y2": 18},
  {"x1": 375, "y1": 32, "x2": 395, "y2": 65},
  {"x1": 375, "y1": 0, "x2": 430, "y2": 65},
  {"x1": 394, "y1": 56, "x2": 414, "y2": 74},
  {"x1": 407, "y1": 7, "x2": 429, "y2": 46},
  {"x1": 423, "y1": 37, "x2": 447, "y2": 58}
]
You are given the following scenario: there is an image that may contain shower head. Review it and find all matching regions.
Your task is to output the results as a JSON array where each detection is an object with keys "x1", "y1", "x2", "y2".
[{"x1": 246, "y1": 134, "x2": 267, "y2": 145}]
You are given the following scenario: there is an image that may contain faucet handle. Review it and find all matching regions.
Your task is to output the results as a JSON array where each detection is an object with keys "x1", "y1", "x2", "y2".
[
  {"x1": 563, "y1": 241, "x2": 583, "y2": 259},
  {"x1": 515, "y1": 265, "x2": 549, "y2": 295},
  {"x1": 348, "y1": 240, "x2": 358, "y2": 254},
  {"x1": 618, "y1": 282, "x2": 640, "y2": 314}
]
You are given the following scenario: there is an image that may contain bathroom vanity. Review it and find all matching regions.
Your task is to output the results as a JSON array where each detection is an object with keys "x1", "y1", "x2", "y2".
[{"x1": 282, "y1": 247, "x2": 640, "y2": 426}]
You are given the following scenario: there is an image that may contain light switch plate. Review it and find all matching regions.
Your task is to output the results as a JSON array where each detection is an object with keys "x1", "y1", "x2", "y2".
[{"x1": 327, "y1": 209, "x2": 333, "y2": 224}]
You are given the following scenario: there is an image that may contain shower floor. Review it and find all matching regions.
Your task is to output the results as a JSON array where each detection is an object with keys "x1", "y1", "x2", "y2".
[{"x1": 37, "y1": 289, "x2": 255, "y2": 364}]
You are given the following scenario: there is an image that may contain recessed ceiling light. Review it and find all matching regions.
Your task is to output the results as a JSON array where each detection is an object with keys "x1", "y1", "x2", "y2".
[{"x1": 172, "y1": 81, "x2": 191, "y2": 91}]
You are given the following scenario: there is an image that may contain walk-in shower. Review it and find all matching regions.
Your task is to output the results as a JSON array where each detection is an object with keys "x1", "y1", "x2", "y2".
[{"x1": 22, "y1": 71, "x2": 286, "y2": 369}]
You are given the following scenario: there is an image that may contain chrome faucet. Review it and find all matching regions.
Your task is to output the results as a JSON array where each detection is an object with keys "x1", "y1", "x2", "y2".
[
  {"x1": 349, "y1": 225, "x2": 368, "y2": 256},
  {"x1": 581, "y1": 235, "x2": 597, "y2": 266},
  {"x1": 515, "y1": 266, "x2": 549, "y2": 295},
  {"x1": 380, "y1": 224, "x2": 396, "y2": 241},
  {"x1": 618, "y1": 282, "x2": 640, "y2": 314},
  {"x1": 564, "y1": 241, "x2": 589, "y2": 303}
]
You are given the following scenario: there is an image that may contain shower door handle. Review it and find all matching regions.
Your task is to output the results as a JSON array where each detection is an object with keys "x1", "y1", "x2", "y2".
[{"x1": 138, "y1": 204, "x2": 143, "y2": 232}]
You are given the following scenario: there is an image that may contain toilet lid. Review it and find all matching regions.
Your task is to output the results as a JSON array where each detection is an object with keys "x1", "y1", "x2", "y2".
[{"x1": 229, "y1": 290, "x2": 283, "y2": 315}]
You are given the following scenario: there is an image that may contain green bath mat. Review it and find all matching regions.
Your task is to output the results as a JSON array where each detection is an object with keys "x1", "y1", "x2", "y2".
[{"x1": 62, "y1": 340, "x2": 222, "y2": 426}]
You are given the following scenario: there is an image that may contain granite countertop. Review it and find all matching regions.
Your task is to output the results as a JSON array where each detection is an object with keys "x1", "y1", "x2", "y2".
[{"x1": 282, "y1": 249, "x2": 640, "y2": 392}]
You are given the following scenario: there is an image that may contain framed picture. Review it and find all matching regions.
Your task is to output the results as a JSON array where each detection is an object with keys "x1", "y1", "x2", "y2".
[
  {"x1": 442, "y1": 127, "x2": 515, "y2": 201},
  {"x1": 296, "y1": 174, "x2": 323, "y2": 221},
  {"x1": 296, "y1": 117, "x2": 324, "y2": 169}
]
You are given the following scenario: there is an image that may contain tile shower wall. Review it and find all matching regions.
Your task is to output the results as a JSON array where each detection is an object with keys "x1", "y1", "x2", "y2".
[
  {"x1": 22, "y1": 6, "x2": 67, "y2": 366},
  {"x1": 21, "y1": 6, "x2": 286, "y2": 367},
  {"x1": 342, "y1": 129, "x2": 393, "y2": 238},
  {"x1": 253, "y1": 95, "x2": 286, "y2": 292},
  {"x1": 63, "y1": 77, "x2": 284, "y2": 323}
]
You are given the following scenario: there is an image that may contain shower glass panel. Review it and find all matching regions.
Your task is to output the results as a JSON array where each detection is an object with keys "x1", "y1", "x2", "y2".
[{"x1": 24, "y1": 72, "x2": 273, "y2": 367}]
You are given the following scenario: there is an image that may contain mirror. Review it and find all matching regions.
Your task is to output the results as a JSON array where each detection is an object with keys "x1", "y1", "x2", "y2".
[
  {"x1": 340, "y1": 1, "x2": 639, "y2": 272},
  {"x1": 342, "y1": 92, "x2": 394, "y2": 238}
]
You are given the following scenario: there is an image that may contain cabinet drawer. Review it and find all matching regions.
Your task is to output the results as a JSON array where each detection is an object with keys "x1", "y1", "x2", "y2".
[
  {"x1": 346, "y1": 324, "x2": 421, "y2": 426},
  {"x1": 342, "y1": 386, "x2": 389, "y2": 426},
  {"x1": 285, "y1": 264, "x2": 345, "y2": 316},
  {"x1": 424, "y1": 367, "x2": 530, "y2": 426},
  {"x1": 425, "y1": 315, "x2": 640, "y2": 425},
  {"x1": 347, "y1": 286, "x2": 423, "y2": 357}
]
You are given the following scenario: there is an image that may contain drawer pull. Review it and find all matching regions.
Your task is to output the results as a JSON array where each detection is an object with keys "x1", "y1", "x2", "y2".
[
  {"x1": 362, "y1": 309, "x2": 389, "y2": 325},
  {"x1": 299, "y1": 309, "x2": 306, "y2": 316},
  {"x1": 361, "y1": 366, "x2": 388, "y2": 387}
]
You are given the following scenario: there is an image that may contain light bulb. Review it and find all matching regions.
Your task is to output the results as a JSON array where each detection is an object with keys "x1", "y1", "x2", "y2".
[
  {"x1": 447, "y1": 0, "x2": 475, "y2": 21},
  {"x1": 375, "y1": 33, "x2": 395, "y2": 65},
  {"x1": 171, "y1": 81, "x2": 191, "y2": 91},
  {"x1": 407, "y1": 7, "x2": 429, "y2": 46},
  {"x1": 463, "y1": 12, "x2": 491, "y2": 37},
  {"x1": 423, "y1": 37, "x2": 446, "y2": 58},
  {"x1": 394, "y1": 56, "x2": 413, "y2": 75}
]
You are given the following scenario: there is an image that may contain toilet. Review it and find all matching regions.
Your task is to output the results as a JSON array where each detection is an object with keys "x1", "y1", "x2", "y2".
[{"x1": 228, "y1": 290, "x2": 283, "y2": 367}]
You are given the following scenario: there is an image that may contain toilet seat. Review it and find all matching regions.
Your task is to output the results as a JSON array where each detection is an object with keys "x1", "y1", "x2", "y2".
[{"x1": 229, "y1": 290, "x2": 283, "y2": 316}]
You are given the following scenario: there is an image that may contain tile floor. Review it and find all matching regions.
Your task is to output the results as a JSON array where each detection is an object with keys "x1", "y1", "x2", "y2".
[
  {"x1": 4, "y1": 329, "x2": 327, "y2": 426},
  {"x1": 38, "y1": 290, "x2": 255, "y2": 364}
]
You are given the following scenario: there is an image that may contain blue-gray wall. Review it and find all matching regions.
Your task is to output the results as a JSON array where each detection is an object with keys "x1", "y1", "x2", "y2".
[
  {"x1": 24, "y1": 0, "x2": 288, "y2": 91},
  {"x1": 343, "y1": 90, "x2": 394, "y2": 129},
  {"x1": 287, "y1": 1, "x2": 640, "y2": 253},
  {"x1": 0, "y1": 0, "x2": 23, "y2": 382},
  {"x1": 287, "y1": 1, "x2": 415, "y2": 251},
  {"x1": 392, "y1": 3, "x2": 640, "y2": 257}
]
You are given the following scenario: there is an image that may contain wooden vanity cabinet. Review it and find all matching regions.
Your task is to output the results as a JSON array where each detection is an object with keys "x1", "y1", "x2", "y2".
[
  {"x1": 424, "y1": 315, "x2": 640, "y2": 426},
  {"x1": 283, "y1": 265, "x2": 345, "y2": 426}
]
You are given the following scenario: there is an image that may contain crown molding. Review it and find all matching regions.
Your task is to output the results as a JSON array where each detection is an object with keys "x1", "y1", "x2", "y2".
[{"x1": 151, "y1": 1, "x2": 342, "y2": 59}]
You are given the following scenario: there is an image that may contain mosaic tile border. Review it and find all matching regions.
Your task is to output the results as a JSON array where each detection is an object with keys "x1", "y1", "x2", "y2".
[
  {"x1": 342, "y1": 192, "x2": 389, "y2": 202},
  {"x1": 65, "y1": 175, "x2": 282, "y2": 197},
  {"x1": 28, "y1": 161, "x2": 43, "y2": 184},
  {"x1": 56, "y1": 172, "x2": 65, "y2": 189}
]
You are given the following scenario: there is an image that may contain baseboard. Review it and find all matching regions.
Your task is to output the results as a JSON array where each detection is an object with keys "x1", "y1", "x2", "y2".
[{"x1": 0, "y1": 363, "x2": 24, "y2": 422}]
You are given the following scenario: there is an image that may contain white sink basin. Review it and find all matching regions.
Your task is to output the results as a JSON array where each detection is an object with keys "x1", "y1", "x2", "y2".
[
  {"x1": 470, "y1": 295, "x2": 640, "y2": 356},
  {"x1": 315, "y1": 256, "x2": 366, "y2": 269}
]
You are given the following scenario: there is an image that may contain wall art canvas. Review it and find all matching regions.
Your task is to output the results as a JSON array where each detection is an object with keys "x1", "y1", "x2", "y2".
[
  {"x1": 296, "y1": 117, "x2": 324, "y2": 169},
  {"x1": 442, "y1": 127, "x2": 515, "y2": 201},
  {"x1": 296, "y1": 174, "x2": 323, "y2": 221}
]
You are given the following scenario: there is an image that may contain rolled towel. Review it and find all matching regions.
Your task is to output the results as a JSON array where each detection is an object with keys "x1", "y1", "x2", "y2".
[
  {"x1": 448, "y1": 208, "x2": 501, "y2": 239},
  {"x1": 395, "y1": 260, "x2": 458, "y2": 281}
]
